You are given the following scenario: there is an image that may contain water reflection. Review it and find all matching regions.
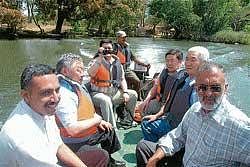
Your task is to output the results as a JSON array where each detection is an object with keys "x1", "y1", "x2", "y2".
[{"x1": 0, "y1": 38, "x2": 249, "y2": 127}]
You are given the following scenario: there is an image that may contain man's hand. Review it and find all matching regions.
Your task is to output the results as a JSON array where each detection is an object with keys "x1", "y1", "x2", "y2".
[
  {"x1": 123, "y1": 92, "x2": 130, "y2": 103},
  {"x1": 98, "y1": 120, "x2": 112, "y2": 132},
  {"x1": 143, "y1": 114, "x2": 158, "y2": 122}
]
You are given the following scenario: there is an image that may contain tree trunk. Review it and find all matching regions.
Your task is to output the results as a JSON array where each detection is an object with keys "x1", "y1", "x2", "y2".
[
  {"x1": 31, "y1": 3, "x2": 44, "y2": 34},
  {"x1": 26, "y1": 0, "x2": 32, "y2": 23},
  {"x1": 55, "y1": 10, "x2": 65, "y2": 34}
]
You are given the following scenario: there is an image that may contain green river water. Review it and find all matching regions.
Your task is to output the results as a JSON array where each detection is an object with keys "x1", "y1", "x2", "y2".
[{"x1": 0, "y1": 38, "x2": 250, "y2": 128}]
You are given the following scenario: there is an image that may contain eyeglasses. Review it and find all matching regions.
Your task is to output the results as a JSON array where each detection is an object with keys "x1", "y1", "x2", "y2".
[{"x1": 197, "y1": 84, "x2": 222, "y2": 93}]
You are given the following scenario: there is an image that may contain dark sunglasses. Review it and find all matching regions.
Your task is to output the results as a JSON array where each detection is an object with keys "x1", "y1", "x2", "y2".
[{"x1": 197, "y1": 84, "x2": 222, "y2": 93}]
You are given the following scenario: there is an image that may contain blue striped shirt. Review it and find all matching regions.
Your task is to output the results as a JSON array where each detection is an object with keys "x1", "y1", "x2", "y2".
[{"x1": 158, "y1": 97, "x2": 250, "y2": 167}]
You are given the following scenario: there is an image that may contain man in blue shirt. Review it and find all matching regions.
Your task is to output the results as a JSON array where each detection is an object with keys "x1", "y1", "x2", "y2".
[{"x1": 136, "y1": 61, "x2": 250, "y2": 167}]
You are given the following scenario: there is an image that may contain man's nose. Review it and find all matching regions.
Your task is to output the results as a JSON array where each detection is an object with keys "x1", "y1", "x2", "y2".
[
  {"x1": 205, "y1": 89, "x2": 213, "y2": 96},
  {"x1": 51, "y1": 91, "x2": 60, "y2": 102}
]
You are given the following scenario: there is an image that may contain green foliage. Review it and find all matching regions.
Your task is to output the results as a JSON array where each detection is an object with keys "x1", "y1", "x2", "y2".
[
  {"x1": 148, "y1": 0, "x2": 249, "y2": 39},
  {"x1": 82, "y1": 0, "x2": 144, "y2": 36},
  {"x1": 212, "y1": 30, "x2": 250, "y2": 44},
  {"x1": 33, "y1": 0, "x2": 57, "y2": 23},
  {"x1": 149, "y1": 0, "x2": 201, "y2": 38},
  {"x1": 239, "y1": 0, "x2": 250, "y2": 6},
  {"x1": 0, "y1": 6, "x2": 25, "y2": 32},
  {"x1": 193, "y1": 0, "x2": 241, "y2": 35},
  {"x1": 244, "y1": 24, "x2": 250, "y2": 32},
  {"x1": 231, "y1": 4, "x2": 250, "y2": 31}
]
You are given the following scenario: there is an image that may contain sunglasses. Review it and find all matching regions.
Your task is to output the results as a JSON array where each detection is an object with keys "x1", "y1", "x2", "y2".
[{"x1": 197, "y1": 84, "x2": 222, "y2": 93}]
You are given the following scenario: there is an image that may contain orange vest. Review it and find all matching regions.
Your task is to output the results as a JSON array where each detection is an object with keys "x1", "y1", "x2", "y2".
[
  {"x1": 116, "y1": 50, "x2": 126, "y2": 64},
  {"x1": 90, "y1": 58, "x2": 123, "y2": 88},
  {"x1": 91, "y1": 63, "x2": 111, "y2": 87},
  {"x1": 56, "y1": 77, "x2": 97, "y2": 138}
]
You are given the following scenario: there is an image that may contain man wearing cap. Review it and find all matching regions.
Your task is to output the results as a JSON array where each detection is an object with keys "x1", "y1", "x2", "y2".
[{"x1": 113, "y1": 30, "x2": 150, "y2": 100}]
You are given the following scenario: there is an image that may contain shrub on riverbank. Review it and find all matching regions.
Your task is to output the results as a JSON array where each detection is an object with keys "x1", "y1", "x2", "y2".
[
  {"x1": 0, "y1": 7, "x2": 24, "y2": 33},
  {"x1": 211, "y1": 30, "x2": 250, "y2": 44}
]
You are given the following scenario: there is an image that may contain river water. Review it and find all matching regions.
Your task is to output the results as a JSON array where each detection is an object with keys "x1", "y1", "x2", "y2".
[{"x1": 0, "y1": 38, "x2": 249, "y2": 127}]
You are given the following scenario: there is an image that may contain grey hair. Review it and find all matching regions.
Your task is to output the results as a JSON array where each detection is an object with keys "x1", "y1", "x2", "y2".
[
  {"x1": 198, "y1": 61, "x2": 224, "y2": 73},
  {"x1": 198, "y1": 61, "x2": 226, "y2": 83},
  {"x1": 21, "y1": 64, "x2": 55, "y2": 90},
  {"x1": 188, "y1": 46, "x2": 209, "y2": 61},
  {"x1": 56, "y1": 53, "x2": 83, "y2": 73}
]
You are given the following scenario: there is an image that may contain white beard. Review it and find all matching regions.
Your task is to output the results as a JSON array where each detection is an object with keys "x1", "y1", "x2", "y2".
[{"x1": 199, "y1": 94, "x2": 224, "y2": 111}]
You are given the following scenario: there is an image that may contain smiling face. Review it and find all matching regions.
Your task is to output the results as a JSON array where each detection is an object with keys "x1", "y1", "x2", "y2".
[
  {"x1": 185, "y1": 51, "x2": 203, "y2": 77},
  {"x1": 196, "y1": 67, "x2": 227, "y2": 112},
  {"x1": 21, "y1": 74, "x2": 60, "y2": 116}
]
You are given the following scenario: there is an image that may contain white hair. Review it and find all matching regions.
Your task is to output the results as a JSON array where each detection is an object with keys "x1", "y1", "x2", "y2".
[{"x1": 188, "y1": 46, "x2": 209, "y2": 61}]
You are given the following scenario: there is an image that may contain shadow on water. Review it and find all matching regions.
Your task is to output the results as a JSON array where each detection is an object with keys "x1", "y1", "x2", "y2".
[{"x1": 123, "y1": 129, "x2": 142, "y2": 145}]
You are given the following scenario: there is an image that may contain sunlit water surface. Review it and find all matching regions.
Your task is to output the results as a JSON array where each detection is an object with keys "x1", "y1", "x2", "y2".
[{"x1": 0, "y1": 38, "x2": 249, "y2": 127}]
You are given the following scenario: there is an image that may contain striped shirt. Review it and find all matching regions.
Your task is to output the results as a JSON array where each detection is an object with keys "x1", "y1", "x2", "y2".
[{"x1": 158, "y1": 97, "x2": 250, "y2": 167}]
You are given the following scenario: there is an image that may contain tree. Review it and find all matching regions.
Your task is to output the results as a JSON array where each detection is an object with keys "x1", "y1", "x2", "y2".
[
  {"x1": 0, "y1": 0, "x2": 24, "y2": 33},
  {"x1": 231, "y1": 4, "x2": 250, "y2": 31},
  {"x1": 193, "y1": 0, "x2": 241, "y2": 35},
  {"x1": 148, "y1": 0, "x2": 201, "y2": 38},
  {"x1": 55, "y1": 0, "x2": 105, "y2": 33}
]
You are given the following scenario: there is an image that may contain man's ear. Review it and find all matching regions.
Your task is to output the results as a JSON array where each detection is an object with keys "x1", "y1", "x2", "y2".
[
  {"x1": 20, "y1": 89, "x2": 30, "y2": 103},
  {"x1": 61, "y1": 67, "x2": 69, "y2": 76}
]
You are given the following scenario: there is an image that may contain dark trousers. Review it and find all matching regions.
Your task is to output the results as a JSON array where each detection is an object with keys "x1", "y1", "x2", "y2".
[
  {"x1": 66, "y1": 129, "x2": 121, "y2": 155},
  {"x1": 136, "y1": 139, "x2": 184, "y2": 167}
]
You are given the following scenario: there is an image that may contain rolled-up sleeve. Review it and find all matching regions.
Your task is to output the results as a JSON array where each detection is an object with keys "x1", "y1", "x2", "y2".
[
  {"x1": 56, "y1": 87, "x2": 78, "y2": 127},
  {"x1": 158, "y1": 108, "x2": 192, "y2": 156}
]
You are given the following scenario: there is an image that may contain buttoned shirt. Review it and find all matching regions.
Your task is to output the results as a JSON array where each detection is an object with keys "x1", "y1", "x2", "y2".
[
  {"x1": 158, "y1": 97, "x2": 250, "y2": 167},
  {"x1": 0, "y1": 100, "x2": 63, "y2": 167}
]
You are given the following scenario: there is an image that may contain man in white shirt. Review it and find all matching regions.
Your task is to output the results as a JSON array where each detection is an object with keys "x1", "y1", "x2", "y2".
[{"x1": 0, "y1": 64, "x2": 108, "y2": 167}]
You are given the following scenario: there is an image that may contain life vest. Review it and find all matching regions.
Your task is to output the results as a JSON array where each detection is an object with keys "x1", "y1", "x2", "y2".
[
  {"x1": 113, "y1": 43, "x2": 131, "y2": 68},
  {"x1": 156, "y1": 69, "x2": 186, "y2": 102},
  {"x1": 163, "y1": 76, "x2": 194, "y2": 129},
  {"x1": 56, "y1": 75, "x2": 97, "y2": 139},
  {"x1": 90, "y1": 56, "x2": 123, "y2": 88}
]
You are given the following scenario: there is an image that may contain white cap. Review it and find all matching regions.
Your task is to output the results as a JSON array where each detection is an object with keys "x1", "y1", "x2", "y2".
[{"x1": 116, "y1": 31, "x2": 127, "y2": 38}]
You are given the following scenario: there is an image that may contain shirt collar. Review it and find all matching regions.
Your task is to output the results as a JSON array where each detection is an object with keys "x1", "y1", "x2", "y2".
[
  {"x1": 185, "y1": 76, "x2": 195, "y2": 86},
  {"x1": 20, "y1": 100, "x2": 46, "y2": 124}
]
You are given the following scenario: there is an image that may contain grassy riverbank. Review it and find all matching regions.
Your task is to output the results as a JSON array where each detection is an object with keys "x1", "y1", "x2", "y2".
[
  {"x1": 1, "y1": 23, "x2": 250, "y2": 45},
  {"x1": 211, "y1": 30, "x2": 250, "y2": 45}
]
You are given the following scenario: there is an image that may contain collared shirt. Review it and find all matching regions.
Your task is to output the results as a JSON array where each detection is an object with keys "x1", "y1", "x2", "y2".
[
  {"x1": 158, "y1": 97, "x2": 250, "y2": 167},
  {"x1": 56, "y1": 78, "x2": 96, "y2": 143},
  {"x1": 0, "y1": 100, "x2": 62, "y2": 167}
]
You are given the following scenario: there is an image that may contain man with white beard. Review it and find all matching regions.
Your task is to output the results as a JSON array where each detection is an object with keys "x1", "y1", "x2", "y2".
[{"x1": 137, "y1": 61, "x2": 250, "y2": 167}]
